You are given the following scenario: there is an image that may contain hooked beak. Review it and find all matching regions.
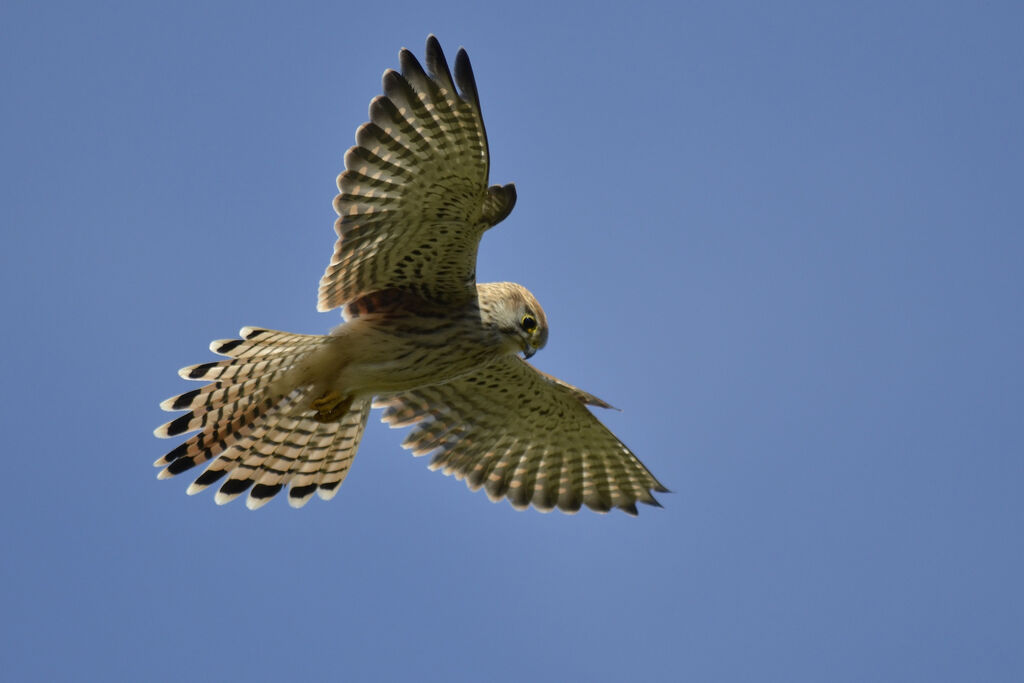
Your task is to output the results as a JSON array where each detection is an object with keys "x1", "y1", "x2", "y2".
[{"x1": 522, "y1": 346, "x2": 536, "y2": 359}]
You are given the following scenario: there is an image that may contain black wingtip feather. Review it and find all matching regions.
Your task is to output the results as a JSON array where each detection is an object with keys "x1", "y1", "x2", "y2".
[
  {"x1": 425, "y1": 33, "x2": 441, "y2": 54},
  {"x1": 424, "y1": 35, "x2": 455, "y2": 90},
  {"x1": 453, "y1": 48, "x2": 478, "y2": 103},
  {"x1": 558, "y1": 496, "x2": 584, "y2": 514},
  {"x1": 368, "y1": 95, "x2": 393, "y2": 124},
  {"x1": 381, "y1": 68, "x2": 404, "y2": 98},
  {"x1": 399, "y1": 47, "x2": 427, "y2": 83}
]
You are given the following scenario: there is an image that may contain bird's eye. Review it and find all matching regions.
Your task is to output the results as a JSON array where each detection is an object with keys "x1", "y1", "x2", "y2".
[{"x1": 520, "y1": 314, "x2": 537, "y2": 332}]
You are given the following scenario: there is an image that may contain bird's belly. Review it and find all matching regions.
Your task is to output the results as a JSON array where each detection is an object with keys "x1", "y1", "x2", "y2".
[{"x1": 332, "y1": 318, "x2": 502, "y2": 395}]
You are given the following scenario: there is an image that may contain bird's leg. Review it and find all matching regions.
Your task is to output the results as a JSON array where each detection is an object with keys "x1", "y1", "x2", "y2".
[{"x1": 311, "y1": 391, "x2": 353, "y2": 423}]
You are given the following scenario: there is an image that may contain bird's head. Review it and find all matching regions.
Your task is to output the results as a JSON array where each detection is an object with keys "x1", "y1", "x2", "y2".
[{"x1": 480, "y1": 282, "x2": 549, "y2": 359}]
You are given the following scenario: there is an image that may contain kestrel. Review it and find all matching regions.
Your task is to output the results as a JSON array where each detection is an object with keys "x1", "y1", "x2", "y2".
[{"x1": 155, "y1": 36, "x2": 667, "y2": 515}]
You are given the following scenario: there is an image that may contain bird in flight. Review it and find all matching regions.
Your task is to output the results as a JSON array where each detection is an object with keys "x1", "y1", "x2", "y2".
[{"x1": 154, "y1": 35, "x2": 667, "y2": 515}]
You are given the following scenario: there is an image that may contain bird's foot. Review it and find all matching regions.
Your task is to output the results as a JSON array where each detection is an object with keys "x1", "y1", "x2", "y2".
[{"x1": 311, "y1": 391, "x2": 352, "y2": 423}]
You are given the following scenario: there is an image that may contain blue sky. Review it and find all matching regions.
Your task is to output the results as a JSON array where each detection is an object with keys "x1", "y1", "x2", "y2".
[{"x1": 2, "y1": 1, "x2": 1022, "y2": 680}]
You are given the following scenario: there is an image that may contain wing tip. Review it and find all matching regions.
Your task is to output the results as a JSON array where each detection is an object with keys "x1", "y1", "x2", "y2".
[
  {"x1": 424, "y1": 34, "x2": 455, "y2": 89},
  {"x1": 453, "y1": 44, "x2": 479, "y2": 105}
]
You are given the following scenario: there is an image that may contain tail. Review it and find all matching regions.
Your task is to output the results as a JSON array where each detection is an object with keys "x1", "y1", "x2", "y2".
[{"x1": 154, "y1": 327, "x2": 370, "y2": 509}]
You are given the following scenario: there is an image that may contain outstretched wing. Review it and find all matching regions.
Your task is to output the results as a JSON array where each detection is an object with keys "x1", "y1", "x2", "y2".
[
  {"x1": 318, "y1": 35, "x2": 516, "y2": 311},
  {"x1": 375, "y1": 357, "x2": 668, "y2": 515}
]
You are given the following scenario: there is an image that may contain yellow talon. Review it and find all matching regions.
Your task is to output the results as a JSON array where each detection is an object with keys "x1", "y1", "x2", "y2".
[{"x1": 311, "y1": 391, "x2": 352, "y2": 423}]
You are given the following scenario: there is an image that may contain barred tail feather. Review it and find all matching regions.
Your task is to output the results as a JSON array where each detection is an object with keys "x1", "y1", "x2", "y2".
[
  {"x1": 155, "y1": 328, "x2": 369, "y2": 509},
  {"x1": 281, "y1": 396, "x2": 370, "y2": 507}
]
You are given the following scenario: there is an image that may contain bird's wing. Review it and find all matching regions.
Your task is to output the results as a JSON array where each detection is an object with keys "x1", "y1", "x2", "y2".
[
  {"x1": 375, "y1": 356, "x2": 668, "y2": 515},
  {"x1": 318, "y1": 35, "x2": 516, "y2": 311}
]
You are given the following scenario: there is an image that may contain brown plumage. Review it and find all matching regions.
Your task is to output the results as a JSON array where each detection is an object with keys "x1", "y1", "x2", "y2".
[{"x1": 154, "y1": 36, "x2": 666, "y2": 514}]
